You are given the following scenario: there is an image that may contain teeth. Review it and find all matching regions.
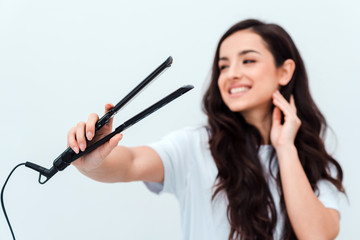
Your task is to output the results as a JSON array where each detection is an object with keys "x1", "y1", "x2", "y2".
[{"x1": 230, "y1": 87, "x2": 250, "y2": 94}]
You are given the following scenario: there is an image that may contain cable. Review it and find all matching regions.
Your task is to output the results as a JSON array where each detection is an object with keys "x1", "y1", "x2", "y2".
[{"x1": 1, "y1": 163, "x2": 26, "y2": 240}]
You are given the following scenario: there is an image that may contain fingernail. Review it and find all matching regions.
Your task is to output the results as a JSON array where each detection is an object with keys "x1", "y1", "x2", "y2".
[
  {"x1": 73, "y1": 146, "x2": 79, "y2": 154},
  {"x1": 87, "y1": 132, "x2": 93, "y2": 140},
  {"x1": 80, "y1": 143, "x2": 85, "y2": 151}
]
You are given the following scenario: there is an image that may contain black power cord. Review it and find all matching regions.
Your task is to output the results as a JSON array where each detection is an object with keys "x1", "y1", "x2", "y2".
[{"x1": 1, "y1": 163, "x2": 26, "y2": 240}]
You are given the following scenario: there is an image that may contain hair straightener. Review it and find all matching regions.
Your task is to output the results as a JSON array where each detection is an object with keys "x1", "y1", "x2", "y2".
[{"x1": 24, "y1": 56, "x2": 194, "y2": 184}]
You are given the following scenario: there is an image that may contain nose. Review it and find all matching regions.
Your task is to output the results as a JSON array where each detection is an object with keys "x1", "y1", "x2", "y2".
[{"x1": 226, "y1": 61, "x2": 243, "y2": 80}]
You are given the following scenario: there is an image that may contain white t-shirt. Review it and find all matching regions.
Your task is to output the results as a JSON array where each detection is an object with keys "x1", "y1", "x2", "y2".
[{"x1": 144, "y1": 126, "x2": 341, "y2": 240}]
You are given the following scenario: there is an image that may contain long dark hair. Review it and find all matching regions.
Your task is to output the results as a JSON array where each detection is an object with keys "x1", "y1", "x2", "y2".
[{"x1": 202, "y1": 19, "x2": 345, "y2": 240}]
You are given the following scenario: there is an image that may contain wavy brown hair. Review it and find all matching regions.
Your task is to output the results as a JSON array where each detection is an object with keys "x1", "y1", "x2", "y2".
[{"x1": 202, "y1": 19, "x2": 345, "y2": 240}]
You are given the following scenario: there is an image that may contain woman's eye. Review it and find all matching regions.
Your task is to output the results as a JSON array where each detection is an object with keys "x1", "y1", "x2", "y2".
[
  {"x1": 219, "y1": 65, "x2": 228, "y2": 71},
  {"x1": 243, "y1": 60, "x2": 255, "y2": 64}
]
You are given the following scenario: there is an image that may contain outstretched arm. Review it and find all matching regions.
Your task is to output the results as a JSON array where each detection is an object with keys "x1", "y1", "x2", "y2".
[{"x1": 68, "y1": 103, "x2": 164, "y2": 183}]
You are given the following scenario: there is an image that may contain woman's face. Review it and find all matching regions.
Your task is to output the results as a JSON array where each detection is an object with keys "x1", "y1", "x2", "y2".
[{"x1": 217, "y1": 30, "x2": 283, "y2": 117}]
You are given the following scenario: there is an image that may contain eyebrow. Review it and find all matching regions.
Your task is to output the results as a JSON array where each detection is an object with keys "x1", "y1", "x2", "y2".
[{"x1": 219, "y1": 49, "x2": 261, "y2": 61}]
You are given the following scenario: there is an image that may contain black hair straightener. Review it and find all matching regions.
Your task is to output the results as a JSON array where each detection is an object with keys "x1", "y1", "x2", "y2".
[{"x1": 25, "y1": 56, "x2": 193, "y2": 184}]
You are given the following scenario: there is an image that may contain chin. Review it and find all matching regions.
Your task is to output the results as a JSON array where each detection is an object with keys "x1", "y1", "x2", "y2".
[
  {"x1": 225, "y1": 100, "x2": 272, "y2": 114},
  {"x1": 226, "y1": 104, "x2": 247, "y2": 113}
]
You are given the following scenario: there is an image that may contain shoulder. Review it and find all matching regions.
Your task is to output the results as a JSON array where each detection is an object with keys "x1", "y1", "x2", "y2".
[
  {"x1": 147, "y1": 125, "x2": 210, "y2": 157},
  {"x1": 160, "y1": 125, "x2": 209, "y2": 145},
  {"x1": 145, "y1": 126, "x2": 212, "y2": 195}
]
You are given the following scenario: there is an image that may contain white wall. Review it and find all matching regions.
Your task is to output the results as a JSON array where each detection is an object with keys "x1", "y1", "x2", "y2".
[{"x1": 1, "y1": 0, "x2": 359, "y2": 239}]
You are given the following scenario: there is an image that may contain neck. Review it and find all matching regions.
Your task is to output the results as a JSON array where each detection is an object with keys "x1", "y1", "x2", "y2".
[{"x1": 240, "y1": 107, "x2": 272, "y2": 145}]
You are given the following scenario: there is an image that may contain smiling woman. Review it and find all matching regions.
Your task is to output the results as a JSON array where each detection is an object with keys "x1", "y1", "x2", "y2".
[
  {"x1": 203, "y1": 19, "x2": 345, "y2": 239},
  {"x1": 67, "y1": 19, "x2": 345, "y2": 240}
]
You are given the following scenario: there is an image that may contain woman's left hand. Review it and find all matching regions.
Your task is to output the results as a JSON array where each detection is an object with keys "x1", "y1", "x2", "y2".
[{"x1": 270, "y1": 90, "x2": 301, "y2": 150}]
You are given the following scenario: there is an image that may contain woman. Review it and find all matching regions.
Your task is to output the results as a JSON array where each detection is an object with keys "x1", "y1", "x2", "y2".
[{"x1": 68, "y1": 19, "x2": 345, "y2": 240}]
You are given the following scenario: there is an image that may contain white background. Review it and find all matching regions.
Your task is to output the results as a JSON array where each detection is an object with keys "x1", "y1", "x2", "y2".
[{"x1": 1, "y1": 0, "x2": 359, "y2": 239}]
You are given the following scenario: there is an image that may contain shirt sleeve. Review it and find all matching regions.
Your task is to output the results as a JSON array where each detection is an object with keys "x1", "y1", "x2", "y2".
[
  {"x1": 143, "y1": 128, "x2": 196, "y2": 198},
  {"x1": 316, "y1": 179, "x2": 342, "y2": 213},
  {"x1": 315, "y1": 163, "x2": 344, "y2": 215}
]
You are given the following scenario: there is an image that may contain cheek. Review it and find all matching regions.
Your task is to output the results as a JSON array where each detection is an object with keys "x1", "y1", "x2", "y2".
[
  {"x1": 217, "y1": 76, "x2": 226, "y2": 96},
  {"x1": 253, "y1": 66, "x2": 280, "y2": 88}
]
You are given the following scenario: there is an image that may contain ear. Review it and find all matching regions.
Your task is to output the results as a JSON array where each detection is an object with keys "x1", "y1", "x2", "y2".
[{"x1": 278, "y1": 59, "x2": 296, "y2": 86}]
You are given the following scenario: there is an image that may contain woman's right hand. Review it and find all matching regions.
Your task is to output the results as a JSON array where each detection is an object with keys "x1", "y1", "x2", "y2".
[{"x1": 68, "y1": 103, "x2": 123, "y2": 172}]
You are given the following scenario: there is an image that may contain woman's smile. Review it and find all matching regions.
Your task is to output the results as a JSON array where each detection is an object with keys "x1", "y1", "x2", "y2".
[{"x1": 228, "y1": 84, "x2": 252, "y2": 97}]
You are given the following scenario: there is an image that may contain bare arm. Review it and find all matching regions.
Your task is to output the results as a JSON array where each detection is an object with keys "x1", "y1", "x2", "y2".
[
  {"x1": 68, "y1": 104, "x2": 164, "y2": 183},
  {"x1": 276, "y1": 145, "x2": 339, "y2": 240},
  {"x1": 75, "y1": 145, "x2": 164, "y2": 183},
  {"x1": 271, "y1": 92, "x2": 339, "y2": 240}
]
